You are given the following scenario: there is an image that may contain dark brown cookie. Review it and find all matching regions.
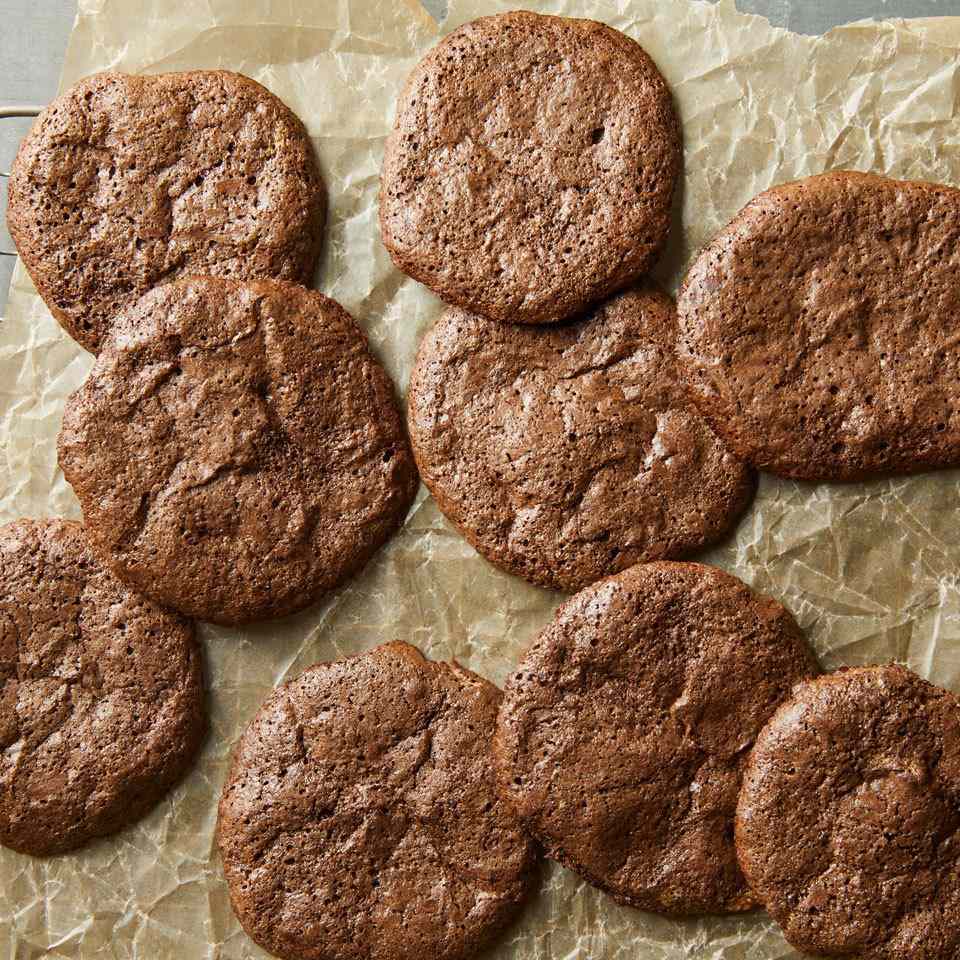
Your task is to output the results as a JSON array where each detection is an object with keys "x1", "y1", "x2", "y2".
[
  {"x1": 58, "y1": 277, "x2": 418, "y2": 626},
  {"x1": 407, "y1": 286, "x2": 755, "y2": 592},
  {"x1": 218, "y1": 641, "x2": 538, "y2": 960},
  {"x1": 736, "y1": 665, "x2": 960, "y2": 959},
  {"x1": 0, "y1": 518, "x2": 205, "y2": 856},
  {"x1": 495, "y1": 561, "x2": 819, "y2": 915},
  {"x1": 677, "y1": 171, "x2": 960, "y2": 481},
  {"x1": 7, "y1": 70, "x2": 325, "y2": 353},
  {"x1": 380, "y1": 12, "x2": 680, "y2": 326}
]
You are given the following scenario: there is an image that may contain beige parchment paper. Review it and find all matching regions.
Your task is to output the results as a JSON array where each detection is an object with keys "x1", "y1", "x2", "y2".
[{"x1": 3, "y1": 0, "x2": 960, "y2": 956}]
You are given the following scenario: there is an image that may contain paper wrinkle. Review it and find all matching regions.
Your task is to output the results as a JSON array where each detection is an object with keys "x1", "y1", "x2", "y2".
[{"x1": 3, "y1": 0, "x2": 960, "y2": 956}]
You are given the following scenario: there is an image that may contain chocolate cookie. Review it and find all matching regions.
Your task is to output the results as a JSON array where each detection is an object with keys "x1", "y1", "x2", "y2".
[
  {"x1": 380, "y1": 12, "x2": 680, "y2": 325},
  {"x1": 58, "y1": 277, "x2": 418, "y2": 626},
  {"x1": 7, "y1": 70, "x2": 325, "y2": 353},
  {"x1": 218, "y1": 641, "x2": 537, "y2": 960},
  {"x1": 677, "y1": 171, "x2": 960, "y2": 481},
  {"x1": 0, "y1": 518, "x2": 205, "y2": 856},
  {"x1": 495, "y1": 561, "x2": 819, "y2": 915},
  {"x1": 408, "y1": 286, "x2": 755, "y2": 592},
  {"x1": 736, "y1": 665, "x2": 960, "y2": 959}
]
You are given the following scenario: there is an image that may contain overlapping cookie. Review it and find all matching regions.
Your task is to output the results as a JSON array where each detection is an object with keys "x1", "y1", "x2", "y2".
[
  {"x1": 8, "y1": 71, "x2": 325, "y2": 352},
  {"x1": 381, "y1": 12, "x2": 680, "y2": 325},
  {"x1": 0, "y1": 519, "x2": 205, "y2": 856},
  {"x1": 495, "y1": 561, "x2": 819, "y2": 915},
  {"x1": 738, "y1": 665, "x2": 960, "y2": 958},
  {"x1": 218, "y1": 642, "x2": 537, "y2": 960},
  {"x1": 59, "y1": 277, "x2": 417, "y2": 625},
  {"x1": 408, "y1": 285, "x2": 754, "y2": 591},
  {"x1": 678, "y1": 172, "x2": 960, "y2": 481}
]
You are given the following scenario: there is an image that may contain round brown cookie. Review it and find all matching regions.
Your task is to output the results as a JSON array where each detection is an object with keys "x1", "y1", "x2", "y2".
[
  {"x1": 7, "y1": 70, "x2": 325, "y2": 354},
  {"x1": 0, "y1": 518, "x2": 205, "y2": 856},
  {"x1": 736, "y1": 665, "x2": 960, "y2": 959},
  {"x1": 677, "y1": 171, "x2": 960, "y2": 481},
  {"x1": 408, "y1": 286, "x2": 755, "y2": 592},
  {"x1": 380, "y1": 12, "x2": 680, "y2": 326},
  {"x1": 58, "y1": 277, "x2": 418, "y2": 626},
  {"x1": 218, "y1": 641, "x2": 538, "y2": 960},
  {"x1": 494, "y1": 561, "x2": 819, "y2": 915}
]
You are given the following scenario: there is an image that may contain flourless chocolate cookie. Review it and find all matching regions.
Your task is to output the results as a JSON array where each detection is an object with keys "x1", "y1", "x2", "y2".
[
  {"x1": 737, "y1": 665, "x2": 960, "y2": 959},
  {"x1": 677, "y1": 171, "x2": 960, "y2": 481},
  {"x1": 495, "y1": 561, "x2": 819, "y2": 915},
  {"x1": 7, "y1": 70, "x2": 325, "y2": 353},
  {"x1": 407, "y1": 286, "x2": 755, "y2": 592},
  {"x1": 380, "y1": 12, "x2": 680, "y2": 325},
  {"x1": 218, "y1": 641, "x2": 537, "y2": 960},
  {"x1": 58, "y1": 277, "x2": 418, "y2": 626},
  {"x1": 0, "y1": 518, "x2": 205, "y2": 856}
]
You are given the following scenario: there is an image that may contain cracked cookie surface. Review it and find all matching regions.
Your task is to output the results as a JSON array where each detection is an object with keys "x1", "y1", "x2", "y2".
[
  {"x1": 379, "y1": 11, "x2": 680, "y2": 325},
  {"x1": 218, "y1": 641, "x2": 537, "y2": 960},
  {"x1": 0, "y1": 518, "x2": 205, "y2": 856},
  {"x1": 736, "y1": 665, "x2": 960, "y2": 959},
  {"x1": 677, "y1": 171, "x2": 960, "y2": 480},
  {"x1": 7, "y1": 70, "x2": 325, "y2": 353},
  {"x1": 407, "y1": 286, "x2": 755, "y2": 592},
  {"x1": 58, "y1": 277, "x2": 418, "y2": 626},
  {"x1": 494, "y1": 561, "x2": 819, "y2": 915}
]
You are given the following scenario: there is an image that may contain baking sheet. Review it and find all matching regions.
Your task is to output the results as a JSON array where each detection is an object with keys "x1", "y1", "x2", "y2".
[{"x1": 3, "y1": 0, "x2": 960, "y2": 956}]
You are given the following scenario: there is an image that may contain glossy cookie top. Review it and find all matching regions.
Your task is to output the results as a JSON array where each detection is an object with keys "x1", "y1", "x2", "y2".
[
  {"x1": 8, "y1": 70, "x2": 325, "y2": 353},
  {"x1": 0, "y1": 518, "x2": 205, "y2": 856},
  {"x1": 737, "y1": 665, "x2": 960, "y2": 959},
  {"x1": 218, "y1": 642, "x2": 537, "y2": 960},
  {"x1": 58, "y1": 277, "x2": 417, "y2": 626},
  {"x1": 408, "y1": 285, "x2": 754, "y2": 591},
  {"x1": 380, "y1": 12, "x2": 680, "y2": 325},
  {"x1": 495, "y1": 561, "x2": 819, "y2": 915},
  {"x1": 678, "y1": 171, "x2": 960, "y2": 481}
]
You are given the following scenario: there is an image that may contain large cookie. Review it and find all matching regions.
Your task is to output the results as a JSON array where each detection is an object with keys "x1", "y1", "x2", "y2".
[
  {"x1": 7, "y1": 70, "x2": 325, "y2": 353},
  {"x1": 218, "y1": 641, "x2": 538, "y2": 960},
  {"x1": 677, "y1": 171, "x2": 960, "y2": 481},
  {"x1": 408, "y1": 286, "x2": 755, "y2": 592},
  {"x1": 495, "y1": 561, "x2": 819, "y2": 915},
  {"x1": 737, "y1": 665, "x2": 960, "y2": 959},
  {"x1": 58, "y1": 277, "x2": 418, "y2": 626},
  {"x1": 380, "y1": 12, "x2": 680, "y2": 325},
  {"x1": 0, "y1": 519, "x2": 205, "y2": 856}
]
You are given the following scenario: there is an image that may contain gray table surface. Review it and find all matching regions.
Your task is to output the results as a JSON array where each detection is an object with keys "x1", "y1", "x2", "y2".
[{"x1": 1, "y1": 0, "x2": 958, "y2": 313}]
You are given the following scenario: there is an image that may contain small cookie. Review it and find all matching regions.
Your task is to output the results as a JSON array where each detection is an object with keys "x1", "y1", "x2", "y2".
[
  {"x1": 8, "y1": 70, "x2": 325, "y2": 353},
  {"x1": 0, "y1": 519, "x2": 205, "y2": 856},
  {"x1": 218, "y1": 641, "x2": 537, "y2": 960},
  {"x1": 677, "y1": 171, "x2": 960, "y2": 480},
  {"x1": 737, "y1": 665, "x2": 960, "y2": 959},
  {"x1": 495, "y1": 561, "x2": 819, "y2": 915},
  {"x1": 58, "y1": 277, "x2": 418, "y2": 626},
  {"x1": 380, "y1": 12, "x2": 680, "y2": 325},
  {"x1": 408, "y1": 286, "x2": 755, "y2": 592}
]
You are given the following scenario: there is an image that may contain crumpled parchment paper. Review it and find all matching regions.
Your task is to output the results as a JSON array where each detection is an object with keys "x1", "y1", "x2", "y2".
[{"x1": 3, "y1": 0, "x2": 960, "y2": 956}]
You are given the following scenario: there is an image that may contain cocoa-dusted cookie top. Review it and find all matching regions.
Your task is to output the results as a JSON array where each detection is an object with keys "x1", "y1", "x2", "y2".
[
  {"x1": 408, "y1": 286, "x2": 755, "y2": 592},
  {"x1": 7, "y1": 70, "x2": 325, "y2": 353},
  {"x1": 58, "y1": 277, "x2": 418, "y2": 626},
  {"x1": 0, "y1": 518, "x2": 205, "y2": 856},
  {"x1": 737, "y1": 665, "x2": 960, "y2": 959},
  {"x1": 218, "y1": 641, "x2": 538, "y2": 960},
  {"x1": 495, "y1": 561, "x2": 819, "y2": 915},
  {"x1": 677, "y1": 171, "x2": 960, "y2": 481},
  {"x1": 380, "y1": 12, "x2": 680, "y2": 325}
]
